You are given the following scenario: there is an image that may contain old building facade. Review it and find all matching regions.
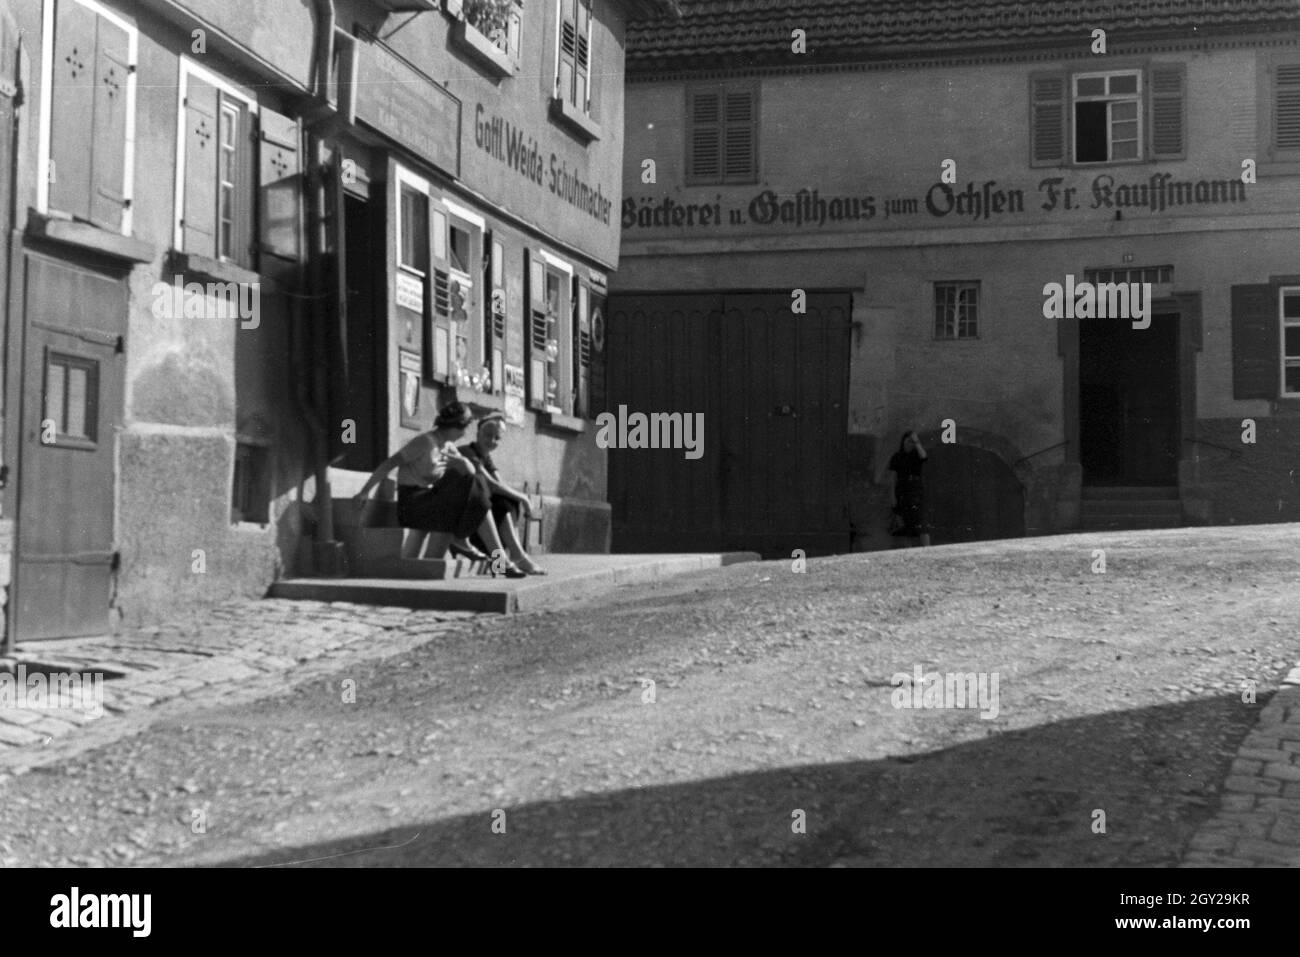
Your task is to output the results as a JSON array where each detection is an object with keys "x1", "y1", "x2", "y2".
[
  {"x1": 0, "y1": 0, "x2": 672, "y2": 648},
  {"x1": 611, "y1": 0, "x2": 1300, "y2": 555}
]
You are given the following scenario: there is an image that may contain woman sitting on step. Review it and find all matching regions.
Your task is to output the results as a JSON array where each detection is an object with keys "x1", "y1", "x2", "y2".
[
  {"x1": 459, "y1": 413, "x2": 547, "y2": 576},
  {"x1": 350, "y1": 401, "x2": 527, "y2": 578}
]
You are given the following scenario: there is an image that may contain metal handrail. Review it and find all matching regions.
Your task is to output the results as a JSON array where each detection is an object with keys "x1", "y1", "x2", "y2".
[
  {"x1": 1014, "y1": 440, "x2": 1068, "y2": 467},
  {"x1": 1183, "y1": 436, "x2": 1243, "y2": 458}
]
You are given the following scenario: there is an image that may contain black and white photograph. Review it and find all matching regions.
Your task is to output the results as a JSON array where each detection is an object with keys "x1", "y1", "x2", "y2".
[{"x1": 0, "y1": 0, "x2": 1297, "y2": 920}]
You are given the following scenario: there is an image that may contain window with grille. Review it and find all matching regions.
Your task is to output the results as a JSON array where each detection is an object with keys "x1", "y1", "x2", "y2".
[
  {"x1": 1084, "y1": 265, "x2": 1173, "y2": 286},
  {"x1": 687, "y1": 84, "x2": 757, "y2": 184},
  {"x1": 934, "y1": 283, "x2": 979, "y2": 340}
]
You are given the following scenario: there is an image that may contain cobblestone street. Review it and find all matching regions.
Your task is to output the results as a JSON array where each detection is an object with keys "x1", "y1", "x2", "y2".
[{"x1": 1, "y1": 525, "x2": 1298, "y2": 868}]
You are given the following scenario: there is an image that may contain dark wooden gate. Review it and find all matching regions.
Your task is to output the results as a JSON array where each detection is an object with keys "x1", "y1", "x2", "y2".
[
  {"x1": 15, "y1": 254, "x2": 126, "y2": 639},
  {"x1": 606, "y1": 291, "x2": 851, "y2": 557}
]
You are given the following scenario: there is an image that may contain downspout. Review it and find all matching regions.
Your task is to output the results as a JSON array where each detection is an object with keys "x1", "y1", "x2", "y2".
[{"x1": 292, "y1": 0, "x2": 343, "y2": 571}]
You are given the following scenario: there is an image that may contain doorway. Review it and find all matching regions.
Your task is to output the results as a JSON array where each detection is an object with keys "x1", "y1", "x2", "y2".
[
  {"x1": 1079, "y1": 313, "x2": 1180, "y2": 485},
  {"x1": 336, "y1": 192, "x2": 383, "y2": 470}
]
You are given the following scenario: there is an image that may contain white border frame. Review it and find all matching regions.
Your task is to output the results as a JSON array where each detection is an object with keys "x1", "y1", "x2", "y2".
[
  {"x1": 172, "y1": 58, "x2": 260, "y2": 255},
  {"x1": 39, "y1": 0, "x2": 139, "y2": 234},
  {"x1": 1281, "y1": 285, "x2": 1300, "y2": 398},
  {"x1": 1071, "y1": 68, "x2": 1143, "y2": 165}
]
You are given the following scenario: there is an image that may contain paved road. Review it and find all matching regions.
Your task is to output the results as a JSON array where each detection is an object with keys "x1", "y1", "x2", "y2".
[{"x1": 2, "y1": 526, "x2": 1299, "y2": 867}]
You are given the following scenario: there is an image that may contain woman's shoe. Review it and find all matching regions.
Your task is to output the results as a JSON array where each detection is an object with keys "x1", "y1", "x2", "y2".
[
  {"x1": 491, "y1": 562, "x2": 528, "y2": 579},
  {"x1": 516, "y1": 559, "x2": 548, "y2": 576},
  {"x1": 449, "y1": 540, "x2": 489, "y2": 562}
]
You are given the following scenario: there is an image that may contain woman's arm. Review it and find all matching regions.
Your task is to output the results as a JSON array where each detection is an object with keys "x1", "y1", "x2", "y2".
[{"x1": 912, "y1": 434, "x2": 928, "y2": 460}]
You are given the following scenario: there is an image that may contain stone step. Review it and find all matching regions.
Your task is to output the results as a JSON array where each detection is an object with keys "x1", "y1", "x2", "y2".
[
  {"x1": 1080, "y1": 513, "x2": 1185, "y2": 530},
  {"x1": 1081, "y1": 499, "x2": 1183, "y2": 516},
  {"x1": 1080, "y1": 485, "x2": 1180, "y2": 500}
]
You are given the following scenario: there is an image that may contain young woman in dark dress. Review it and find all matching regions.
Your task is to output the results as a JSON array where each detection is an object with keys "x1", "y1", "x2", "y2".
[{"x1": 887, "y1": 430, "x2": 930, "y2": 547}]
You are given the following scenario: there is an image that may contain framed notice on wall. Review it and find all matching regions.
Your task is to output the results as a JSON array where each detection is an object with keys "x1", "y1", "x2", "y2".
[
  {"x1": 399, "y1": 349, "x2": 422, "y2": 430},
  {"x1": 503, "y1": 363, "x2": 525, "y2": 426}
]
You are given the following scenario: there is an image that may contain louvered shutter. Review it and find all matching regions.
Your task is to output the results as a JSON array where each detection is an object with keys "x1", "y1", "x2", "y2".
[
  {"x1": 181, "y1": 75, "x2": 218, "y2": 257},
  {"x1": 430, "y1": 201, "x2": 452, "y2": 383},
  {"x1": 1149, "y1": 64, "x2": 1186, "y2": 160},
  {"x1": 525, "y1": 249, "x2": 548, "y2": 410},
  {"x1": 89, "y1": 14, "x2": 131, "y2": 231},
  {"x1": 575, "y1": 0, "x2": 590, "y2": 111},
  {"x1": 48, "y1": 0, "x2": 99, "y2": 222},
  {"x1": 1231, "y1": 284, "x2": 1279, "y2": 400},
  {"x1": 588, "y1": 291, "x2": 606, "y2": 414},
  {"x1": 1275, "y1": 64, "x2": 1300, "y2": 153},
  {"x1": 689, "y1": 91, "x2": 721, "y2": 181},
  {"x1": 488, "y1": 236, "x2": 506, "y2": 394},
  {"x1": 574, "y1": 279, "x2": 591, "y2": 418},
  {"x1": 258, "y1": 105, "x2": 302, "y2": 261},
  {"x1": 723, "y1": 91, "x2": 755, "y2": 182},
  {"x1": 230, "y1": 96, "x2": 255, "y2": 268},
  {"x1": 1029, "y1": 72, "x2": 1067, "y2": 166},
  {"x1": 557, "y1": 0, "x2": 576, "y2": 103}
]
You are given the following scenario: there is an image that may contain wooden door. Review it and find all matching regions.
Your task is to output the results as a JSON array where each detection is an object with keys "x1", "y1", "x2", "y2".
[
  {"x1": 1122, "y1": 313, "x2": 1180, "y2": 485},
  {"x1": 15, "y1": 255, "x2": 125, "y2": 639},
  {"x1": 607, "y1": 291, "x2": 851, "y2": 557}
]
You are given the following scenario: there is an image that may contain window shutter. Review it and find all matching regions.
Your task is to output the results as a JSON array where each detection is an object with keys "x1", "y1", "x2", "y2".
[
  {"x1": 1149, "y1": 64, "x2": 1186, "y2": 160},
  {"x1": 48, "y1": 0, "x2": 99, "y2": 222},
  {"x1": 181, "y1": 75, "x2": 218, "y2": 258},
  {"x1": 89, "y1": 15, "x2": 131, "y2": 231},
  {"x1": 525, "y1": 248, "x2": 548, "y2": 410},
  {"x1": 488, "y1": 235, "x2": 506, "y2": 395},
  {"x1": 689, "y1": 91, "x2": 721, "y2": 180},
  {"x1": 1231, "y1": 284, "x2": 1279, "y2": 400},
  {"x1": 258, "y1": 105, "x2": 302, "y2": 261},
  {"x1": 588, "y1": 291, "x2": 605, "y2": 414},
  {"x1": 558, "y1": 0, "x2": 576, "y2": 103},
  {"x1": 430, "y1": 201, "x2": 452, "y2": 383},
  {"x1": 1275, "y1": 64, "x2": 1300, "y2": 151},
  {"x1": 574, "y1": 279, "x2": 591, "y2": 418},
  {"x1": 231, "y1": 98, "x2": 255, "y2": 268},
  {"x1": 723, "y1": 90, "x2": 755, "y2": 182},
  {"x1": 575, "y1": 0, "x2": 590, "y2": 112},
  {"x1": 1029, "y1": 72, "x2": 1067, "y2": 167}
]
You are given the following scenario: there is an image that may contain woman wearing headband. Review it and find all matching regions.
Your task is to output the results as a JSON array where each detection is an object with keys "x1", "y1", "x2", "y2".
[{"x1": 351, "y1": 401, "x2": 527, "y2": 577}]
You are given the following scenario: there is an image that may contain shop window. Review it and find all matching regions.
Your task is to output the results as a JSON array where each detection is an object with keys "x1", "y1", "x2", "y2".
[
  {"x1": 42, "y1": 0, "x2": 136, "y2": 234},
  {"x1": 1283, "y1": 287, "x2": 1300, "y2": 398},
  {"x1": 231, "y1": 439, "x2": 270, "y2": 524},
  {"x1": 934, "y1": 282, "x2": 979, "y2": 340},
  {"x1": 555, "y1": 0, "x2": 592, "y2": 114},
  {"x1": 43, "y1": 352, "x2": 99, "y2": 448},
  {"x1": 687, "y1": 84, "x2": 757, "y2": 184},
  {"x1": 1030, "y1": 64, "x2": 1184, "y2": 167}
]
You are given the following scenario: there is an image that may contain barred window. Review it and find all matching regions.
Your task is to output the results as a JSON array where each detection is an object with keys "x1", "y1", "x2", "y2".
[{"x1": 934, "y1": 282, "x2": 979, "y2": 339}]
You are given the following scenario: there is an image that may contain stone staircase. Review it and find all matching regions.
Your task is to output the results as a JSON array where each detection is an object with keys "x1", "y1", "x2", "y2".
[{"x1": 1080, "y1": 486, "x2": 1183, "y2": 531}]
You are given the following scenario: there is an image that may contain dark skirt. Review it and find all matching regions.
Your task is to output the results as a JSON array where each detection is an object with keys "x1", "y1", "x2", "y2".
[
  {"x1": 396, "y1": 474, "x2": 490, "y2": 539},
  {"x1": 892, "y1": 476, "x2": 925, "y2": 537}
]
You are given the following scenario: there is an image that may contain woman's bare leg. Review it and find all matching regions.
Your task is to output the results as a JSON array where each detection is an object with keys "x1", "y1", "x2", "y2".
[
  {"x1": 476, "y1": 514, "x2": 508, "y2": 562},
  {"x1": 422, "y1": 531, "x2": 453, "y2": 559},
  {"x1": 496, "y1": 513, "x2": 530, "y2": 564}
]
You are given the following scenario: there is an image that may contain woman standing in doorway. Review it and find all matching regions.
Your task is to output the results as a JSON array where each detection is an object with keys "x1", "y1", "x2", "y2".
[{"x1": 887, "y1": 430, "x2": 930, "y2": 547}]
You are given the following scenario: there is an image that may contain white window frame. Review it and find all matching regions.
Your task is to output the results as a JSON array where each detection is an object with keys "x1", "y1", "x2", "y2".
[
  {"x1": 933, "y1": 281, "x2": 980, "y2": 340},
  {"x1": 172, "y1": 58, "x2": 259, "y2": 256},
  {"x1": 537, "y1": 249, "x2": 574, "y2": 413},
  {"x1": 1072, "y1": 69, "x2": 1143, "y2": 165},
  {"x1": 38, "y1": 0, "x2": 139, "y2": 235},
  {"x1": 395, "y1": 164, "x2": 432, "y2": 277},
  {"x1": 1282, "y1": 285, "x2": 1300, "y2": 398}
]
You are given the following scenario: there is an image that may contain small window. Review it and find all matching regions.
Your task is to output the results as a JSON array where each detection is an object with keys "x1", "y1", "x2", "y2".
[
  {"x1": 1283, "y1": 287, "x2": 1300, "y2": 397},
  {"x1": 399, "y1": 184, "x2": 429, "y2": 274},
  {"x1": 449, "y1": 223, "x2": 472, "y2": 273},
  {"x1": 232, "y1": 440, "x2": 270, "y2": 524},
  {"x1": 934, "y1": 283, "x2": 979, "y2": 339},
  {"x1": 555, "y1": 0, "x2": 593, "y2": 114},
  {"x1": 1074, "y1": 71, "x2": 1142, "y2": 163},
  {"x1": 1084, "y1": 265, "x2": 1173, "y2": 286},
  {"x1": 43, "y1": 352, "x2": 100, "y2": 446}
]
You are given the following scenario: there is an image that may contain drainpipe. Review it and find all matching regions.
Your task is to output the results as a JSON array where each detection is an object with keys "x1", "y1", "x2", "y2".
[{"x1": 294, "y1": 0, "x2": 345, "y2": 573}]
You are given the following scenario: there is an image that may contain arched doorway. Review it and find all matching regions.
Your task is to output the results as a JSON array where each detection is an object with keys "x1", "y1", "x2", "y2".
[{"x1": 922, "y1": 444, "x2": 1025, "y2": 544}]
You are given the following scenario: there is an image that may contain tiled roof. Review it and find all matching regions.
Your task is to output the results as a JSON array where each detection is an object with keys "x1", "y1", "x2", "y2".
[{"x1": 626, "y1": 0, "x2": 1300, "y2": 69}]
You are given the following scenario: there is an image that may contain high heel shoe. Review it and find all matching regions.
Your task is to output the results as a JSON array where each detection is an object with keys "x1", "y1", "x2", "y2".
[
  {"x1": 449, "y1": 540, "x2": 489, "y2": 562},
  {"x1": 491, "y1": 562, "x2": 527, "y2": 579}
]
